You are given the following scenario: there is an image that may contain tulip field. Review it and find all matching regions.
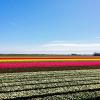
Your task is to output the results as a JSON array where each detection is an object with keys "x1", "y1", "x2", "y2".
[
  {"x1": 0, "y1": 56, "x2": 100, "y2": 72},
  {"x1": 0, "y1": 56, "x2": 100, "y2": 99},
  {"x1": 0, "y1": 69, "x2": 100, "y2": 99}
]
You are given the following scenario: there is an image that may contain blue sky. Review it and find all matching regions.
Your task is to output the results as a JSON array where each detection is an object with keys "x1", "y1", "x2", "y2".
[{"x1": 0, "y1": 0, "x2": 100, "y2": 54}]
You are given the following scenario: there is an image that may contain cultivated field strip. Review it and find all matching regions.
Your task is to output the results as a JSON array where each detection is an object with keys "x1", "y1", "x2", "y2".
[
  {"x1": 1, "y1": 78, "x2": 100, "y2": 88},
  {"x1": 1, "y1": 81, "x2": 100, "y2": 93},
  {"x1": 0, "y1": 69, "x2": 100, "y2": 76},
  {"x1": 0, "y1": 71, "x2": 100, "y2": 79},
  {"x1": 0, "y1": 69, "x2": 100, "y2": 99},
  {"x1": 1, "y1": 75, "x2": 100, "y2": 84},
  {"x1": 0, "y1": 69, "x2": 100, "y2": 79},
  {"x1": 32, "y1": 91, "x2": 100, "y2": 100},
  {"x1": 1, "y1": 58, "x2": 100, "y2": 62},
  {"x1": 0, "y1": 69, "x2": 99, "y2": 76}
]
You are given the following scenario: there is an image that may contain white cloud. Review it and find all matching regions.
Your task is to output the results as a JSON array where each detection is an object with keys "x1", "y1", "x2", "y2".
[
  {"x1": 51, "y1": 40, "x2": 66, "y2": 43},
  {"x1": 96, "y1": 37, "x2": 100, "y2": 39},
  {"x1": 42, "y1": 43, "x2": 100, "y2": 47},
  {"x1": 0, "y1": 41, "x2": 100, "y2": 54},
  {"x1": 39, "y1": 42, "x2": 100, "y2": 54}
]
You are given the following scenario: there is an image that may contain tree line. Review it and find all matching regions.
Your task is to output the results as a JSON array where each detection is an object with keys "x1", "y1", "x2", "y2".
[{"x1": 0, "y1": 52, "x2": 100, "y2": 56}]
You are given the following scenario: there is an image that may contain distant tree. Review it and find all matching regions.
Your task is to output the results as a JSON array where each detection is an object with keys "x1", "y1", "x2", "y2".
[
  {"x1": 93, "y1": 52, "x2": 100, "y2": 56},
  {"x1": 71, "y1": 54, "x2": 80, "y2": 56}
]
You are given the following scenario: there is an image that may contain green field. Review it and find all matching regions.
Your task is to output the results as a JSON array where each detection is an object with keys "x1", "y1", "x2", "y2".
[{"x1": 0, "y1": 69, "x2": 100, "y2": 100}]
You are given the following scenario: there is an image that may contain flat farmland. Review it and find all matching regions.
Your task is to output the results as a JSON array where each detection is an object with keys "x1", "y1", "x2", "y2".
[
  {"x1": 0, "y1": 69, "x2": 100, "y2": 100},
  {"x1": 0, "y1": 56, "x2": 100, "y2": 73},
  {"x1": 0, "y1": 56, "x2": 100, "y2": 99}
]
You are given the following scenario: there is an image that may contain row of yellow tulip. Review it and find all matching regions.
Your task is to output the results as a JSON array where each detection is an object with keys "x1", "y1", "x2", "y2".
[{"x1": 0, "y1": 59, "x2": 100, "y2": 62}]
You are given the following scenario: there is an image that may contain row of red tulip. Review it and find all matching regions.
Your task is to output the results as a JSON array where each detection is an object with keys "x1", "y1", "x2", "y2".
[{"x1": 0, "y1": 61, "x2": 100, "y2": 68}]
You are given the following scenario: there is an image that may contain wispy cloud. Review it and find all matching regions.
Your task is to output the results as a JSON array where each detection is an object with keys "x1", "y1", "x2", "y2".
[
  {"x1": 39, "y1": 41, "x2": 100, "y2": 54},
  {"x1": 51, "y1": 40, "x2": 66, "y2": 43},
  {"x1": 96, "y1": 37, "x2": 100, "y2": 39},
  {"x1": 0, "y1": 41, "x2": 100, "y2": 54},
  {"x1": 42, "y1": 43, "x2": 100, "y2": 47}
]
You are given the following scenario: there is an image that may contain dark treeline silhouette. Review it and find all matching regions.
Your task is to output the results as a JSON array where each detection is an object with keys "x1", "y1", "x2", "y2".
[
  {"x1": 0, "y1": 53, "x2": 100, "y2": 56},
  {"x1": 93, "y1": 52, "x2": 100, "y2": 56}
]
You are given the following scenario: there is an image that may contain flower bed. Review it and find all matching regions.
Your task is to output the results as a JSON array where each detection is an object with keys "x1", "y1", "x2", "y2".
[{"x1": 0, "y1": 61, "x2": 100, "y2": 69}]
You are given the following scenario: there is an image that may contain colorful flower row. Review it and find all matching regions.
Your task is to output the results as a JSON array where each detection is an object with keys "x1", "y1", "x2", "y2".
[
  {"x1": 0, "y1": 61, "x2": 100, "y2": 69},
  {"x1": 0, "y1": 56, "x2": 100, "y2": 59},
  {"x1": 0, "y1": 59, "x2": 100, "y2": 62}
]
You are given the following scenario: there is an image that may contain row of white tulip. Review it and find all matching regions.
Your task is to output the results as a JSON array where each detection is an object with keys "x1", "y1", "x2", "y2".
[
  {"x1": 35, "y1": 91, "x2": 100, "y2": 100},
  {"x1": 0, "y1": 69, "x2": 100, "y2": 99},
  {"x1": 1, "y1": 71, "x2": 100, "y2": 81},
  {"x1": 1, "y1": 79, "x2": 100, "y2": 92},
  {"x1": 1, "y1": 77, "x2": 100, "y2": 88},
  {"x1": 1, "y1": 74, "x2": 100, "y2": 86},
  {"x1": 0, "y1": 69, "x2": 100, "y2": 78},
  {"x1": 0, "y1": 83, "x2": 100, "y2": 99}
]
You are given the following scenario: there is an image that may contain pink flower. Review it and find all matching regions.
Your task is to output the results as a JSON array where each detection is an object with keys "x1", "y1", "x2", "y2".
[{"x1": 0, "y1": 61, "x2": 100, "y2": 69}]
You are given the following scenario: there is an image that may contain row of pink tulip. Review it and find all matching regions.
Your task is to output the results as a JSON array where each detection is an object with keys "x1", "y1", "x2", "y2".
[{"x1": 0, "y1": 61, "x2": 100, "y2": 68}]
